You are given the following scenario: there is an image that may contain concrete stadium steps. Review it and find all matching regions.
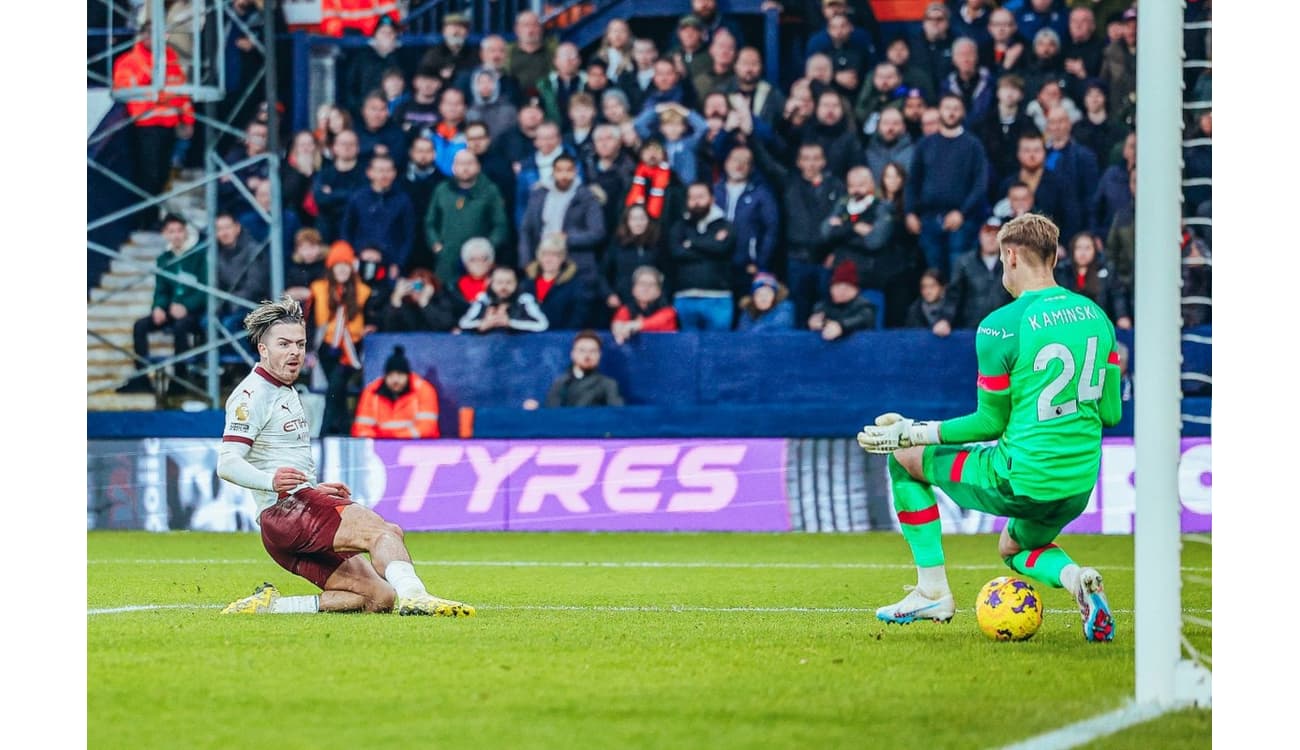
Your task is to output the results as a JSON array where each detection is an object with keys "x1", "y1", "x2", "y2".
[
  {"x1": 87, "y1": 231, "x2": 164, "y2": 410},
  {"x1": 87, "y1": 170, "x2": 210, "y2": 411}
]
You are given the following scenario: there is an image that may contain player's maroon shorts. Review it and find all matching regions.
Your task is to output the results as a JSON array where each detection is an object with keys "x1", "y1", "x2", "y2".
[{"x1": 259, "y1": 487, "x2": 359, "y2": 589}]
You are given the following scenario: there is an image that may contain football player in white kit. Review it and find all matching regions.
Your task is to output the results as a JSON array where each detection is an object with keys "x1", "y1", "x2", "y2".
[{"x1": 217, "y1": 296, "x2": 475, "y2": 616}]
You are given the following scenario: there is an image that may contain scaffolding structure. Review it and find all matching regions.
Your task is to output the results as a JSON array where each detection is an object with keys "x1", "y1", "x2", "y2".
[{"x1": 88, "y1": 0, "x2": 285, "y2": 406}]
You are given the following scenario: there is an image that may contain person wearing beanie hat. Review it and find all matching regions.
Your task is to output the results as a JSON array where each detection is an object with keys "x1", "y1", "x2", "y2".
[
  {"x1": 830, "y1": 258, "x2": 859, "y2": 287},
  {"x1": 808, "y1": 258, "x2": 877, "y2": 339},
  {"x1": 751, "y1": 272, "x2": 779, "y2": 294},
  {"x1": 325, "y1": 240, "x2": 357, "y2": 270},
  {"x1": 383, "y1": 345, "x2": 411, "y2": 375},
  {"x1": 352, "y1": 345, "x2": 443, "y2": 439},
  {"x1": 310, "y1": 238, "x2": 372, "y2": 435},
  {"x1": 736, "y1": 272, "x2": 794, "y2": 333}
]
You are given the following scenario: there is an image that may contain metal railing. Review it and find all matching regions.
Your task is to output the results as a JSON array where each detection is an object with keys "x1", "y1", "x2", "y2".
[{"x1": 88, "y1": 0, "x2": 285, "y2": 406}]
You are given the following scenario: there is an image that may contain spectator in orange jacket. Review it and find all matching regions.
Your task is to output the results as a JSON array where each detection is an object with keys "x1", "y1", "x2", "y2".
[
  {"x1": 311, "y1": 241, "x2": 373, "y2": 435},
  {"x1": 112, "y1": 21, "x2": 196, "y2": 229},
  {"x1": 352, "y1": 345, "x2": 441, "y2": 438}
]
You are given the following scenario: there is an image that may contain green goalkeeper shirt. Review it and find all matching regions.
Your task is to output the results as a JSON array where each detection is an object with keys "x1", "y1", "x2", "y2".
[{"x1": 940, "y1": 286, "x2": 1124, "y2": 500}]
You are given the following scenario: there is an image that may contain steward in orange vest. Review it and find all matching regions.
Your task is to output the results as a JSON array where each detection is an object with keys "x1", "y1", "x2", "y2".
[
  {"x1": 320, "y1": 0, "x2": 402, "y2": 38},
  {"x1": 112, "y1": 35, "x2": 196, "y2": 128},
  {"x1": 352, "y1": 346, "x2": 441, "y2": 438},
  {"x1": 111, "y1": 24, "x2": 197, "y2": 228}
]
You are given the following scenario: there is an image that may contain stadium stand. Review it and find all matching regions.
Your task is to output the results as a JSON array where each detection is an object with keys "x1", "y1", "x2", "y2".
[{"x1": 88, "y1": 0, "x2": 1210, "y2": 439}]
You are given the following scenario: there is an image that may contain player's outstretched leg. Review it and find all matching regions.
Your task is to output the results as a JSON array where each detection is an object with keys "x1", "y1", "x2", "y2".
[
  {"x1": 876, "y1": 450, "x2": 955, "y2": 624},
  {"x1": 334, "y1": 505, "x2": 476, "y2": 617}
]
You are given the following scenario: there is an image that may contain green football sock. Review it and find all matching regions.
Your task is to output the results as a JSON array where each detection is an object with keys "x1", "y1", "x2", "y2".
[
  {"x1": 1004, "y1": 543, "x2": 1077, "y2": 589},
  {"x1": 888, "y1": 455, "x2": 945, "y2": 568}
]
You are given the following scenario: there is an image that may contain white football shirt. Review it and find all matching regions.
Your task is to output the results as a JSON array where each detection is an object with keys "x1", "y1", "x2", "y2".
[{"x1": 221, "y1": 366, "x2": 316, "y2": 511}]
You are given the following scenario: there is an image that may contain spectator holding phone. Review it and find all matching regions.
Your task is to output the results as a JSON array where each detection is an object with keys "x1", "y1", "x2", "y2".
[{"x1": 381, "y1": 268, "x2": 460, "y2": 332}]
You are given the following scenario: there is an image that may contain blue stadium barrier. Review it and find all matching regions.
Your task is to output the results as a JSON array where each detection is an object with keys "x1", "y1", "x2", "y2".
[{"x1": 87, "y1": 328, "x2": 1210, "y2": 440}]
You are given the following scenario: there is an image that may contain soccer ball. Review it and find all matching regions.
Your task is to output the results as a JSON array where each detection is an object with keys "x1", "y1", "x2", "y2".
[{"x1": 975, "y1": 576, "x2": 1044, "y2": 641}]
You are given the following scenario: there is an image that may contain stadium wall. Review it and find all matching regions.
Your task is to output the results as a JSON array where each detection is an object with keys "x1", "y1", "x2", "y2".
[
  {"x1": 87, "y1": 328, "x2": 1211, "y2": 440},
  {"x1": 87, "y1": 436, "x2": 1211, "y2": 534}
]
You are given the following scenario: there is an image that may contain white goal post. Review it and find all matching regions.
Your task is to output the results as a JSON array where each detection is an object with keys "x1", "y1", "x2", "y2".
[{"x1": 1133, "y1": 0, "x2": 1211, "y2": 710}]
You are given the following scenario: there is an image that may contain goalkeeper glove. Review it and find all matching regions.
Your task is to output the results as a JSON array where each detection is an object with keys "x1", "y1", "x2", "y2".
[{"x1": 856, "y1": 412, "x2": 941, "y2": 454}]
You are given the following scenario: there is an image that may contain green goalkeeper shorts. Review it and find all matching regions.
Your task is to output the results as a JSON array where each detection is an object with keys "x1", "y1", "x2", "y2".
[{"x1": 920, "y1": 444, "x2": 1092, "y2": 550}]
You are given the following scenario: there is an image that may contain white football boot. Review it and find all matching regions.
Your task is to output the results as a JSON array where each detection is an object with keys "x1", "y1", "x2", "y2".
[{"x1": 875, "y1": 585, "x2": 956, "y2": 624}]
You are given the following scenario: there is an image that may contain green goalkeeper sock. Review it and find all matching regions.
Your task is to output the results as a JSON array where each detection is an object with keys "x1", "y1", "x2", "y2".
[
  {"x1": 1004, "y1": 543, "x2": 1077, "y2": 589},
  {"x1": 889, "y1": 455, "x2": 945, "y2": 568}
]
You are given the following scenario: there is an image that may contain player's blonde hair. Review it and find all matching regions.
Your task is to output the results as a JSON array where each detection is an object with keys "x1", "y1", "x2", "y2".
[
  {"x1": 243, "y1": 295, "x2": 305, "y2": 348},
  {"x1": 997, "y1": 213, "x2": 1059, "y2": 265}
]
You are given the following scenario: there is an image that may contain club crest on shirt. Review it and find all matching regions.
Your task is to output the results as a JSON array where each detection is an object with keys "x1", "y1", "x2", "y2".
[{"x1": 235, "y1": 403, "x2": 250, "y2": 422}]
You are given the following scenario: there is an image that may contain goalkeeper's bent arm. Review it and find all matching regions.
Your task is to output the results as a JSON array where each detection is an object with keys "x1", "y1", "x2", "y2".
[{"x1": 936, "y1": 388, "x2": 1012, "y2": 444}]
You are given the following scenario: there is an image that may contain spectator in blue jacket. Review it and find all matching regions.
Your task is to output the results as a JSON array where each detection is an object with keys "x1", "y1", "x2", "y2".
[
  {"x1": 356, "y1": 91, "x2": 408, "y2": 171},
  {"x1": 428, "y1": 88, "x2": 469, "y2": 177},
  {"x1": 1043, "y1": 105, "x2": 1099, "y2": 238},
  {"x1": 340, "y1": 153, "x2": 416, "y2": 272},
  {"x1": 712, "y1": 146, "x2": 779, "y2": 296},
  {"x1": 634, "y1": 102, "x2": 709, "y2": 185},
  {"x1": 736, "y1": 272, "x2": 795, "y2": 333},
  {"x1": 514, "y1": 121, "x2": 579, "y2": 226},
  {"x1": 1088, "y1": 130, "x2": 1134, "y2": 238},
  {"x1": 903, "y1": 93, "x2": 989, "y2": 278},
  {"x1": 1015, "y1": 0, "x2": 1069, "y2": 49},
  {"x1": 238, "y1": 179, "x2": 301, "y2": 255},
  {"x1": 312, "y1": 129, "x2": 367, "y2": 242},
  {"x1": 218, "y1": 119, "x2": 270, "y2": 213}
]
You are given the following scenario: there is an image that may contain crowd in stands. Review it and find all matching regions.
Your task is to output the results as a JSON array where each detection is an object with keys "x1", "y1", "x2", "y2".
[{"x1": 108, "y1": 0, "x2": 1212, "y2": 434}]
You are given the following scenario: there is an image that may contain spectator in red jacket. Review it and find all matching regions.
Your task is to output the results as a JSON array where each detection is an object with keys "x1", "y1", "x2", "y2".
[
  {"x1": 612, "y1": 266, "x2": 679, "y2": 344},
  {"x1": 352, "y1": 346, "x2": 441, "y2": 439},
  {"x1": 112, "y1": 21, "x2": 195, "y2": 229}
]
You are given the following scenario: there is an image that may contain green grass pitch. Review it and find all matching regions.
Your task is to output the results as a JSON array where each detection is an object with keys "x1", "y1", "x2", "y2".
[{"x1": 88, "y1": 531, "x2": 1210, "y2": 749}]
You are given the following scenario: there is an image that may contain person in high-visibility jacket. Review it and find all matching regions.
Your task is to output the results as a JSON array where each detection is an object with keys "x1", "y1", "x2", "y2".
[
  {"x1": 352, "y1": 345, "x2": 442, "y2": 438},
  {"x1": 112, "y1": 21, "x2": 196, "y2": 229},
  {"x1": 320, "y1": 0, "x2": 402, "y2": 38}
]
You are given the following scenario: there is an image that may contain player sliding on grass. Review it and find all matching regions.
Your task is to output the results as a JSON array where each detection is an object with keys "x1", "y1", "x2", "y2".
[
  {"x1": 216, "y1": 295, "x2": 475, "y2": 617},
  {"x1": 857, "y1": 213, "x2": 1116, "y2": 642}
]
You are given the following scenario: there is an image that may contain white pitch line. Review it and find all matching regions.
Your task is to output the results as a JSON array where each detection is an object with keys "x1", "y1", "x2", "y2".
[
  {"x1": 88, "y1": 602, "x2": 1210, "y2": 617},
  {"x1": 994, "y1": 699, "x2": 1205, "y2": 750},
  {"x1": 88, "y1": 604, "x2": 221, "y2": 615},
  {"x1": 86, "y1": 559, "x2": 1213, "y2": 573}
]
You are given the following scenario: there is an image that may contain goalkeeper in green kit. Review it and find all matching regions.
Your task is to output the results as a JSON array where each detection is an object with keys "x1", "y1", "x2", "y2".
[{"x1": 857, "y1": 213, "x2": 1118, "y2": 642}]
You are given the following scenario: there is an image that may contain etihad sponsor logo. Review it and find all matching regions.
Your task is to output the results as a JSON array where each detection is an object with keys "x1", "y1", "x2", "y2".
[{"x1": 283, "y1": 417, "x2": 309, "y2": 432}]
